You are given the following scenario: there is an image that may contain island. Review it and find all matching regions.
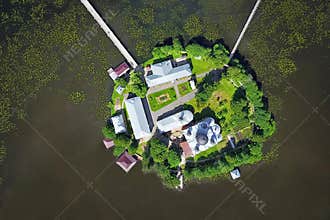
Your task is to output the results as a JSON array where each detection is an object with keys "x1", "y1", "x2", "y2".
[{"x1": 102, "y1": 38, "x2": 276, "y2": 189}]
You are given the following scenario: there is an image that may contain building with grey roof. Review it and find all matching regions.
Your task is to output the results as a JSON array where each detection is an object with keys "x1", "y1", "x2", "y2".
[
  {"x1": 157, "y1": 110, "x2": 193, "y2": 133},
  {"x1": 125, "y1": 97, "x2": 151, "y2": 140},
  {"x1": 111, "y1": 114, "x2": 127, "y2": 134},
  {"x1": 182, "y1": 117, "x2": 223, "y2": 156},
  {"x1": 145, "y1": 60, "x2": 192, "y2": 87}
]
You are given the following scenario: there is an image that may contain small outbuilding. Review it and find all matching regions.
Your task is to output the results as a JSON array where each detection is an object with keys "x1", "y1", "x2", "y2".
[
  {"x1": 180, "y1": 141, "x2": 194, "y2": 158},
  {"x1": 116, "y1": 151, "x2": 138, "y2": 173},
  {"x1": 189, "y1": 80, "x2": 196, "y2": 90},
  {"x1": 108, "y1": 62, "x2": 130, "y2": 80},
  {"x1": 103, "y1": 138, "x2": 115, "y2": 149},
  {"x1": 116, "y1": 85, "x2": 125, "y2": 95},
  {"x1": 230, "y1": 168, "x2": 241, "y2": 180},
  {"x1": 111, "y1": 114, "x2": 127, "y2": 134}
]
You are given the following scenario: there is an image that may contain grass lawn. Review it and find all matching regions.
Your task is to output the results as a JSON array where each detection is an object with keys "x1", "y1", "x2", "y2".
[
  {"x1": 187, "y1": 78, "x2": 236, "y2": 113},
  {"x1": 108, "y1": 86, "x2": 125, "y2": 115},
  {"x1": 147, "y1": 87, "x2": 177, "y2": 111},
  {"x1": 178, "y1": 81, "x2": 193, "y2": 96},
  {"x1": 190, "y1": 57, "x2": 214, "y2": 75}
]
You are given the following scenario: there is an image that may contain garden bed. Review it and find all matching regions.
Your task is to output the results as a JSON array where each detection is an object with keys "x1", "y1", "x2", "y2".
[
  {"x1": 178, "y1": 81, "x2": 193, "y2": 96},
  {"x1": 147, "y1": 87, "x2": 177, "y2": 111}
]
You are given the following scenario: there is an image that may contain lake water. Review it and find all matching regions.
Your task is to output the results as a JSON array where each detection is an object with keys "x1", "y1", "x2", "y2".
[{"x1": 0, "y1": 1, "x2": 329, "y2": 219}]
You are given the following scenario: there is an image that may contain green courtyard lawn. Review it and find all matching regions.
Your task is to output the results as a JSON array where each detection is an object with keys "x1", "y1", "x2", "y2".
[
  {"x1": 147, "y1": 87, "x2": 177, "y2": 111},
  {"x1": 178, "y1": 81, "x2": 193, "y2": 96}
]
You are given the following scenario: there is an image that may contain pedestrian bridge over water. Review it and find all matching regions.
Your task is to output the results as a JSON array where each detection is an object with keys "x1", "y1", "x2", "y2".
[{"x1": 80, "y1": 0, "x2": 138, "y2": 68}]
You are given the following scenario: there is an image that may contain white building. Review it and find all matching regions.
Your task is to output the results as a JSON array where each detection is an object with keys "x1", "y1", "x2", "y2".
[
  {"x1": 111, "y1": 114, "x2": 127, "y2": 134},
  {"x1": 182, "y1": 117, "x2": 222, "y2": 156},
  {"x1": 230, "y1": 168, "x2": 241, "y2": 180},
  {"x1": 145, "y1": 60, "x2": 192, "y2": 87},
  {"x1": 125, "y1": 97, "x2": 151, "y2": 139},
  {"x1": 157, "y1": 110, "x2": 193, "y2": 133}
]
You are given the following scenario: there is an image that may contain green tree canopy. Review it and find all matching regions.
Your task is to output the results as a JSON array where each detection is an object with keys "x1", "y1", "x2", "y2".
[
  {"x1": 149, "y1": 139, "x2": 168, "y2": 163},
  {"x1": 127, "y1": 71, "x2": 147, "y2": 98},
  {"x1": 186, "y1": 44, "x2": 211, "y2": 58},
  {"x1": 167, "y1": 149, "x2": 181, "y2": 168}
]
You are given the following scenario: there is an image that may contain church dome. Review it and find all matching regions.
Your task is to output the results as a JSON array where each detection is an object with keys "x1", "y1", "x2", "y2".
[{"x1": 196, "y1": 133, "x2": 208, "y2": 145}]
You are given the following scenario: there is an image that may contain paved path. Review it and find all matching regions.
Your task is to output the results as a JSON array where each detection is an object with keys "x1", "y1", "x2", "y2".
[
  {"x1": 151, "y1": 91, "x2": 196, "y2": 123},
  {"x1": 229, "y1": 0, "x2": 261, "y2": 60},
  {"x1": 174, "y1": 84, "x2": 181, "y2": 98},
  {"x1": 80, "y1": 0, "x2": 138, "y2": 68},
  {"x1": 147, "y1": 77, "x2": 191, "y2": 95}
]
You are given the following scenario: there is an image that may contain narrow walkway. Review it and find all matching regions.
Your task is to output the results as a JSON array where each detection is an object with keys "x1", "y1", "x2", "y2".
[
  {"x1": 80, "y1": 0, "x2": 138, "y2": 68},
  {"x1": 174, "y1": 84, "x2": 181, "y2": 98},
  {"x1": 147, "y1": 77, "x2": 191, "y2": 95},
  {"x1": 229, "y1": 0, "x2": 261, "y2": 60},
  {"x1": 152, "y1": 91, "x2": 196, "y2": 122}
]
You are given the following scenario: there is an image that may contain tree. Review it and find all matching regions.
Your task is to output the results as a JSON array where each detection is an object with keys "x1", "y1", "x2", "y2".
[
  {"x1": 167, "y1": 150, "x2": 181, "y2": 168},
  {"x1": 186, "y1": 44, "x2": 211, "y2": 58},
  {"x1": 229, "y1": 88, "x2": 250, "y2": 131},
  {"x1": 248, "y1": 142, "x2": 263, "y2": 162},
  {"x1": 210, "y1": 44, "x2": 230, "y2": 67},
  {"x1": 102, "y1": 126, "x2": 116, "y2": 139},
  {"x1": 152, "y1": 47, "x2": 167, "y2": 59},
  {"x1": 127, "y1": 71, "x2": 147, "y2": 98},
  {"x1": 102, "y1": 127, "x2": 132, "y2": 157},
  {"x1": 149, "y1": 139, "x2": 168, "y2": 163},
  {"x1": 115, "y1": 77, "x2": 128, "y2": 88},
  {"x1": 172, "y1": 38, "x2": 184, "y2": 58},
  {"x1": 253, "y1": 108, "x2": 276, "y2": 138}
]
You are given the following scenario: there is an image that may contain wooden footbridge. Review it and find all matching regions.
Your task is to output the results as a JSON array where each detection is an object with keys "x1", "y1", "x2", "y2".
[
  {"x1": 80, "y1": 0, "x2": 261, "y2": 69},
  {"x1": 229, "y1": 0, "x2": 261, "y2": 60},
  {"x1": 80, "y1": 0, "x2": 138, "y2": 68}
]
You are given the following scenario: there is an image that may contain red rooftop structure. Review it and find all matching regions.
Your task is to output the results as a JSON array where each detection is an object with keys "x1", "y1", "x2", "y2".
[
  {"x1": 103, "y1": 138, "x2": 115, "y2": 149},
  {"x1": 108, "y1": 61, "x2": 130, "y2": 80},
  {"x1": 116, "y1": 151, "x2": 137, "y2": 173},
  {"x1": 180, "y1": 141, "x2": 193, "y2": 158}
]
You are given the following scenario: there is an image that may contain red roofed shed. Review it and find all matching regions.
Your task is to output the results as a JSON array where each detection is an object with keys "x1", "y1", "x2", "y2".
[
  {"x1": 108, "y1": 62, "x2": 130, "y2": 80},
  {"x1": 103, "y1": 138, "x2": 115, "y2": 149},
  {"x1": 116, "y1": 151, "x2": 137, "y2": 173}
]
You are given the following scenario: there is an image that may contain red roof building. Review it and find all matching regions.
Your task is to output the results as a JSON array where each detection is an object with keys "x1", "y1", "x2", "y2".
[
  {"x1": 103, "y1": 138, "x2": 115, "y2": 149},
  {"x1": 116, "y1": 151, "x2": 137, "y2": 173},
  {"x1": 180, "y1": 141, "x2": 193, "y2": 158},
  {"x1": 108, "y1": 62, "x2": 130, "y2": 80}
]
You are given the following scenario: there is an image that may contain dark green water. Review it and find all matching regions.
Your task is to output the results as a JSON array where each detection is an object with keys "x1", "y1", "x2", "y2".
[{"x1": 0, "y1": 1, "x2": 329, "y2": 219}]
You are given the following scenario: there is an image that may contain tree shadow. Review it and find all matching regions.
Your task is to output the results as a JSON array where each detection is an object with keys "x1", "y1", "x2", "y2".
[
  {"x1": 194, "y1": 107, "x2": 217, "y2": 122},
  {"x1": 141, "y1": 97, "x2": 154, "y2": 130}
]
